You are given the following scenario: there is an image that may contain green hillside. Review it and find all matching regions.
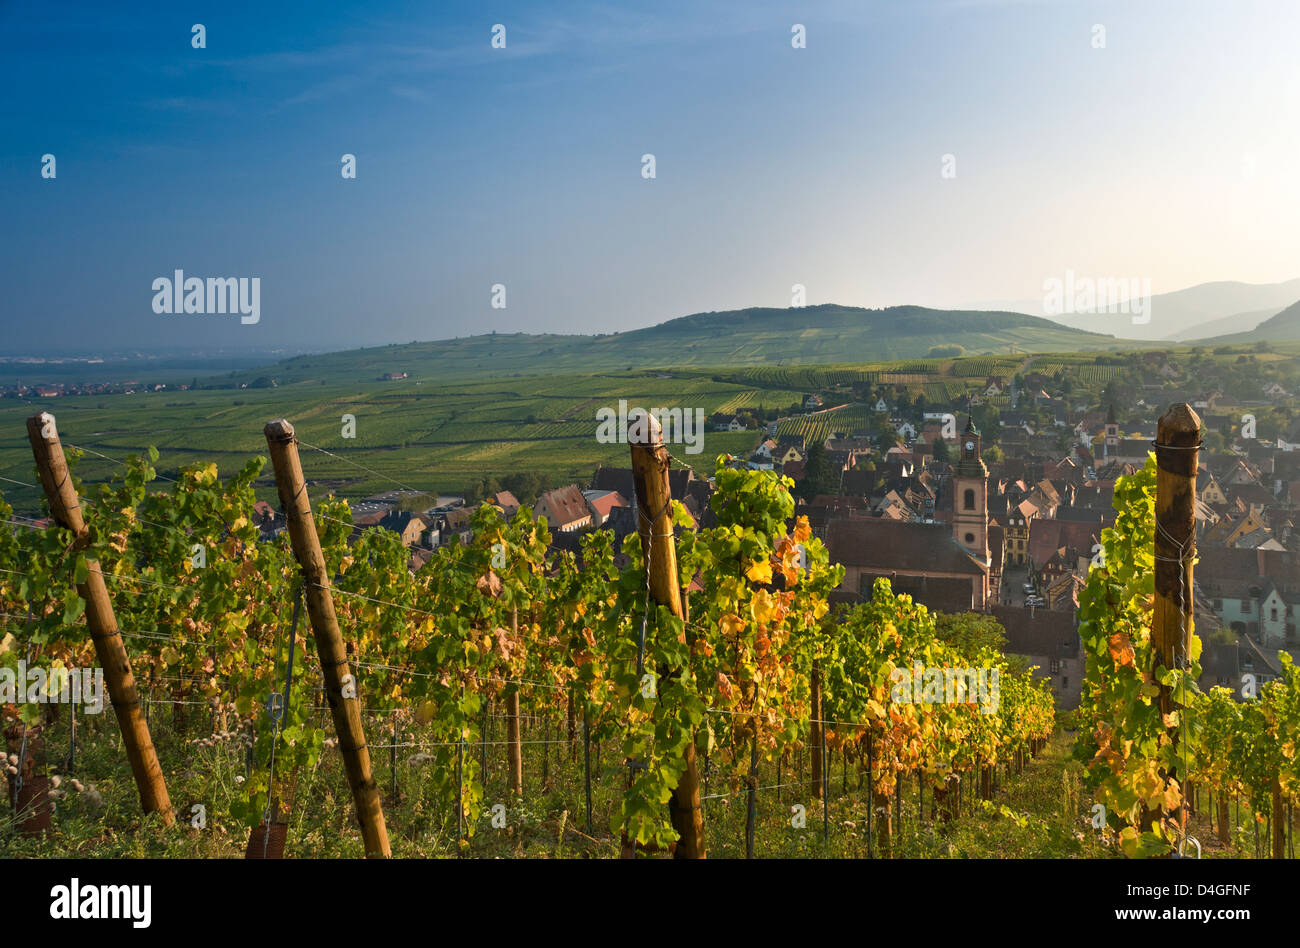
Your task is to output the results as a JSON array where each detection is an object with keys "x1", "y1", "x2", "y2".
[
  {"x1": 226, "y1": 304, "x2": 1129, "y2": 387},
  {"x1": 606, "y1": 304, "x2": 1121, "y2": 364}
]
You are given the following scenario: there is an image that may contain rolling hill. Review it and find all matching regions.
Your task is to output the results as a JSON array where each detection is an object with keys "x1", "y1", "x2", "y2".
[
  {"x1": 229, "y1": 304, "x2": 1128, "y2": 386},
  {"x1": 1196, "y1": 299, "x2": 1300, "y2": 345}
]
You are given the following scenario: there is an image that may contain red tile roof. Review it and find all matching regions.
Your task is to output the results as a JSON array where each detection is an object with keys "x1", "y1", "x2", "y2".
[
  {"x1": 536, "y1": 484, "x2": 591, "y2": 527},
  {"x1": 827, "y1": 518, "x2": 986, "y2": 576},
  {"x1": 1027, "y1": 518, "x2": 1100, "y2": 567},
  {"x1": 587, "y1": 491, "x2": 629, "y2": 518}
]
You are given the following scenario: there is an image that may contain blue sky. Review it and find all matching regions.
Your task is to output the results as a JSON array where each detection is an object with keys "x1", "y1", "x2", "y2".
[{"x1": 1, "y1": 0, "x2": 1297, "y2": 352}]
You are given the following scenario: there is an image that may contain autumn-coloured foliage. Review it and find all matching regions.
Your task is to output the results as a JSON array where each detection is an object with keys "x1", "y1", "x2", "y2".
[{"x1": 2, "y1": 449, "x2": 1054, "y2": 852}]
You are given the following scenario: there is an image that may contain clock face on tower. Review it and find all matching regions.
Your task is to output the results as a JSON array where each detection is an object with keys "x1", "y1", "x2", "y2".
[{"x1": 965, "y1": 441, "x2": 974, "y2": 452}]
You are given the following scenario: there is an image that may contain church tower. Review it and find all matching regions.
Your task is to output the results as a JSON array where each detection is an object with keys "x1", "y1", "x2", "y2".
[
  {"x1": 952, "y1": 416, "x2": 989, "y2": 566},
  {"x1": 1104, "y1": 403, "x2": 1119, "y2": 458}
]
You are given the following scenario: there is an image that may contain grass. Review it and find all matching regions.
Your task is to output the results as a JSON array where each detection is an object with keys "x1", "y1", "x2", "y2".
[{"x1": 13, "y1": 713, "x2": 1272, "y2": 860}]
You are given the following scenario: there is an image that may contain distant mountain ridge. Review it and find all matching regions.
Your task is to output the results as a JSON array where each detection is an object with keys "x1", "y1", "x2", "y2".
[
  {"x1": 1151, "y1": 279, "x2": 1300, "y2": 338},
  {"x1": 1195, "y1": 299, "x2": 1300, "y2": 345},
  {"x1": 1167, "y1": 306, "x2": 1283, "y2": 342},
  {"x1": 975, "y1": 278, "x2": 1300, "y2": 342}
]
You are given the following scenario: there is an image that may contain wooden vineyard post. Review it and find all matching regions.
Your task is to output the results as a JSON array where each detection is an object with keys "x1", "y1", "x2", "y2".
[
  {"x1": 872, "y1": 781, "x2": 893, "y2": 858},
  {"x1": 264, "y1": 420, "x2": 391, "y2": 858},
  {"x1": 821, "y1": 718, "x2": 830, "y2": 846},
  {"x1": 745, "y1": 736, "x2": 758, "y2": 858},
  {"x1": 1151, "y1": 403, "x2": 1200, "y2": 838},
  {"x1": 583, "y1": 705, "x2": 593, "y2": 833},
  {"x1": 810, "y1": 662, "x2": 823, "y2": 801},
  {"x1": 26, "y1": 412, "x2": 174, "y2": 826},
  {"x1": 567, "y1": 686, "x2": 577, "y2": 762},
  {"x1": 865, "y1": 734, "x2": 874, "y2": 854},
  {"x1": 1272, "y1": 778, "x2": 1285, "y2": 860},
  {"x1": 628, "y1": 410, "x2": 706, "y2": 859},
  {"x1": 506, "y1": 607, "x2": 523, "y2": 797}
]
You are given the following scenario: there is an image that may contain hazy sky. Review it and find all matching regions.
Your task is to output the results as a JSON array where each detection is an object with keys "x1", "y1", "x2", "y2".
[{"x1": 2, "y1": 0, "x2": 1297, "y2": 353}]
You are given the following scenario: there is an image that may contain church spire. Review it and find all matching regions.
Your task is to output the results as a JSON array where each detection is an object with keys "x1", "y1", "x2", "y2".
[{"x1": 952, "y1": 416, "x2": 990, "y2": 568}]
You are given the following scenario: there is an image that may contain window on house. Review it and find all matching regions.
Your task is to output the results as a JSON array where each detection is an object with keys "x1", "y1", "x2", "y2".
[
  {"x1": 1212, "y1": 599, "x2": 1222, "y2": 611},
  {"x1": 964, "y1": 489, "x2": 975, "y2": 510},
  {"x1": 965, "y1": 533, "x2": 975, "y2": 544},
  {"x1": 1061, "y1": 677, "x2": 1068, "y2": 689},
  {"x1": 1242, "y1": 600, "x2": 1252, "y2": 613},
  {"x1": 1272, "y1": 607, "x2": 1279, "y2": 622}
]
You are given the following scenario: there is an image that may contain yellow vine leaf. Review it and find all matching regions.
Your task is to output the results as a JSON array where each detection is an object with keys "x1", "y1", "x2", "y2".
[{"x1": 751, "y1": 589, "x2": 780, "y2": 626}]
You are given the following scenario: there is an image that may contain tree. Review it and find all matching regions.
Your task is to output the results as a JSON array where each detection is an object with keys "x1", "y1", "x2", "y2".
[
  {"x1": 971, "y1": 404, "x2": 1000, "y2": 440},
  {"x1": 796, "y1": 443, "x2": 842, "y2": 501},
  {"x1": 500, "y1": 471, "x2": 547, "y2": 505},
  {"x1": 468, "y1": 476, "x2": 503, "y2": 504},
  {"x1": 934, "y1": 612, "x2": 1008, "y2": 654}
]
